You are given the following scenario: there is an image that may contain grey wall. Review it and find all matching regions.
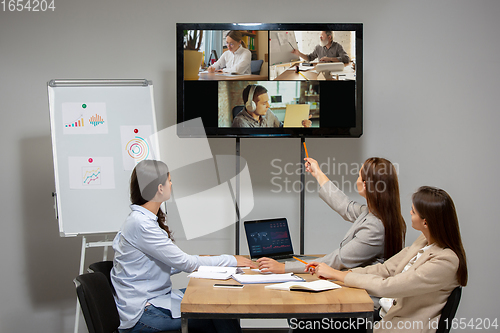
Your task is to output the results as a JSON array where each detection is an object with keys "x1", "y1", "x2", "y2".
[{"x1": 1, "y1": 0, "x2": 500, "y2": 332}]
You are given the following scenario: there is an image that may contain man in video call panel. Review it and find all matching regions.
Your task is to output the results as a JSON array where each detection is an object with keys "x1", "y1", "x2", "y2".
[
  {"x1": 291, "y1": 31, "x2": 350, "y2": 64},
  {"x1": 232, "y1": 85, "x2": 312, "y2": 128}
]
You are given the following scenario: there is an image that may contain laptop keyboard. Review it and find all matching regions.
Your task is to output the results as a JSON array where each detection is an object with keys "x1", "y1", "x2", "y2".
[{"x1": 271, "y1": 254, "x2": 296, "y2": 260}]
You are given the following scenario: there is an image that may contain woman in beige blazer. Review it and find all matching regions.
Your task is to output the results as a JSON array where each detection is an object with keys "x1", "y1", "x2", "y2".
[{"x1": 307, "y1": 186, "x2": 468, "y2": 333}]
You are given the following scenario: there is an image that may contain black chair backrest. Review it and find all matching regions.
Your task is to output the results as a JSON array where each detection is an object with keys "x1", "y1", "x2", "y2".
[
  {"x1": 251, "y1": 59, "x2": 263, "y2": 75},
  {"x1": 89, "y1": 261, "x2": 115, "y2": 294},
  {"x1": 75, "y1": 272, "x2": 120, "y2": 333},
  {"x1": 232, "y1": 105, "x2": 244, "y2": 119},
  {"x1": 436, "y1": 286, "x2": 462, "y2": 333}
]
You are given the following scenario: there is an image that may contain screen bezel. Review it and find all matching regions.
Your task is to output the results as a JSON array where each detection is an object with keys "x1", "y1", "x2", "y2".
[{"x1": 177, "y1": 23, "x2": 363, "y2": 138}]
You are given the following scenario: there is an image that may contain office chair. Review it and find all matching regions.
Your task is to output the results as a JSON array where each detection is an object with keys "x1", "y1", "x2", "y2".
[
  {"x1": 251, "y1": 59, "x2": 263, "y2": 75},
  {"x1": 436, "y1": 286, "x2": 462, "y2": 333},
  {"x1": 88, "y1": 261, "x2": 115, "y2": 294},
  {"x1": 232, "y1": 105, "x2": 244, "y2": 119},
  {"x1": 75, "y1": 272, "x2": 179, "y2": 333},
  {"x1": 74, "y1": 272, "x2": 121, "y2": 333},
  {"x1": 207, "y1": 49, "x2": 218, "y2": 67}
]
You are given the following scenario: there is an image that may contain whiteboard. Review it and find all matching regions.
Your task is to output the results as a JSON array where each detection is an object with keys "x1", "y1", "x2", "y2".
[
  {"x1": 269, "y1": 31, "x2": 300, "y2": 66},
  {"x1": 48, "y1": 79, "x2": 159, "y2": 236}
]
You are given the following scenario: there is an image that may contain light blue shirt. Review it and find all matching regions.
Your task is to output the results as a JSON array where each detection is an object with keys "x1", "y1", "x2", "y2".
[{"x1": 111, "y1": 204, "x2": 237, "y2": 329}]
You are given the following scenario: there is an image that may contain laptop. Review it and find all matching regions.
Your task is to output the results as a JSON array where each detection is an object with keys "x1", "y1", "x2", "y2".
[{"x1": 244, "y1": 218, "x2": 318, "y2": 262}]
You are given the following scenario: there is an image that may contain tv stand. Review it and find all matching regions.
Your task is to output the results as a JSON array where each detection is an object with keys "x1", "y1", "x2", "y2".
[{"x1": 234, "y1": 137, "x2": 306, "y2": 255}]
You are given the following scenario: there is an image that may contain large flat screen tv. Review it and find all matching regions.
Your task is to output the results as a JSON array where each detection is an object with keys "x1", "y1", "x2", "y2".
[{"x1": 177, "y1": 23, "x2": 362, "y2": 138}]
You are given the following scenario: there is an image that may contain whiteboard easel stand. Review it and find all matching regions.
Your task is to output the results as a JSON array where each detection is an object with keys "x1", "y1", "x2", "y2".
[
  {"x1": 74, "y1": 235, "x2": 114, "y2": 333},
  {"x1": 48, "y1": 79, "x2": 156, "y2": 333}
]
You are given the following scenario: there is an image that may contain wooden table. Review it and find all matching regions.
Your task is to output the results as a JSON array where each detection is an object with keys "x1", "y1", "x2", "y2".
[
  {"x1": 181, "y1": 270, "x2": 374, "y2": 332},
  {"x1": 194, "y1": 73, "x2": 268, "y2": 81}
]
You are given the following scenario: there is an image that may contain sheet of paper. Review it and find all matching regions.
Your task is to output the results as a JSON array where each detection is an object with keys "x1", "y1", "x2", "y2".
[
  {"x1": 197, "y1": 266, "x2": 243, "y2": 275},
  {"x1": 232, "y1": 273, "x2": 304, "y2": 284},
  {"x1": 215, "y1": 73, "x2": 249, "y2": 77},
  {"x1": 298, "y1": 65, "x2": 313, "y2": 71},
  {"x1": 188, "y1": 266, "x2": 244, "y2": 280},
  {"x1": 68, "y1": 156, "x2": 115, "y2": 190},
  {"x1": 251, "y1": 269, "x2": 273, "y2": 274},
  {"x1": 270, "y1": 39, "x2": 281, "y2": 53},
  {"x1": 120, "y1": 125, "x2": 154, "y2": 171},
  {"x1": 62, "y1": 102, "x2": 108, "y2": 135},
  {"x1": 276, "y1": 32, "x2": 292, "y2": 46},
  {"x1": 187, "y1": 271, "x2": 232, "y2": 280},
  {"x1": 286, "y1": 65, "x2": 313, "y2": 72}
]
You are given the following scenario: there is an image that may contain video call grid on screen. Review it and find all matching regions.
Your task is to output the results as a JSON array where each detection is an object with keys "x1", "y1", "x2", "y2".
[{"x1": 177, "y1": 23, "x2": 362, "y2": 138}]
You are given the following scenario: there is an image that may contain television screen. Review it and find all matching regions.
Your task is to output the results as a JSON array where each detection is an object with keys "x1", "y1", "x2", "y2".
[{"x1": 177, "y1": 23, "x2": 362, "y2": 138}]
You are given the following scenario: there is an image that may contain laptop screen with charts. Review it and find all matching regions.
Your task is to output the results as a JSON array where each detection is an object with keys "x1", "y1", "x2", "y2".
[{"x1": 244, "y1": 218, "x2": 314, "y2": 261}]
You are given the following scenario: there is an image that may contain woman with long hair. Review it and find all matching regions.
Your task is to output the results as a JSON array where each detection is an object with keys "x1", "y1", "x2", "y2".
[
  {"x1": 111, "y1": 160, "x2": 255, "y2": 333},
  {"x1": 208, "y1": 30, "x2": 252, "y2": 75},
  {"x1": 258, "y1": 157, "x2": 406, "y2": 275},
  {"x1": 307, "y1": 186, "x2": 467, "y2": 332}
]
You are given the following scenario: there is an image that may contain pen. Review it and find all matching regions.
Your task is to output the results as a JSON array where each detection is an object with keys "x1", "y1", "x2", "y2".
[
  {"x1": 293, "y1": 257, "x2": 316, "y2": 272},
  {"x1": 288, "y1": 41, "x2": 294, "y2": 50},
  {"x1": 298, "y1": 71, "x2": 309, "y2": 81},
  {"x1": 294, "y1": 256, "x2": 317, "y2": 273},
  {"x1": 303, "y1": 142, "x2": 309, "y2": 158}
]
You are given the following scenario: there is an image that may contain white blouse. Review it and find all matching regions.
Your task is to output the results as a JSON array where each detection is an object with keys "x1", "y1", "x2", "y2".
[{"x1": 211, "y1": 46, "x2": 252, "y2": 75}]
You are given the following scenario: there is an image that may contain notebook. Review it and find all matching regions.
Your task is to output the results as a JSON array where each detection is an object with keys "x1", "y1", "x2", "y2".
[
  {"x1": 244, "y1": 218, "x2": 318, "y2": 262},
  {"x1": 187, "y1": 266, "x2": 244, "y2": 280},
  {"x1": 265, "y1": 280, "x2": 341, "y2": 292},
  {"x1": 232, "y1": 272, "x2": 305, "y2": 284},
  {"x1": 283, "y1": 104, "x2": 310, "y2": 128}
]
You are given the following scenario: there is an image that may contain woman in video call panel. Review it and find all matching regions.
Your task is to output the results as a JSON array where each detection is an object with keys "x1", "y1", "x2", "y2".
[
  {"x1": 258, "y1": 157, "x2": 406, "y2": 280},
  {"x1": 207, "y1": 30, "x2": 252, "y2": 75},
  {"x1": 306, "y1": 186, "x2": 467, "y2": 333}
]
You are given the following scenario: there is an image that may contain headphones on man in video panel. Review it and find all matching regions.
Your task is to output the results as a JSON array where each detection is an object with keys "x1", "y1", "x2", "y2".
[{"x1": 245, "y1": 85, "x2": 257, "y2": 112}]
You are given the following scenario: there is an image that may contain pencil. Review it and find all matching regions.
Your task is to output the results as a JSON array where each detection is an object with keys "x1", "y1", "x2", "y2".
[
  {"x1": 298, "y1": 71, "x2": 309, "y2": 81},
  {"x1": 293, "y1": 256, "x2": 309, "y2": 265},
  {"x1": 303, "y1": 142, "x2": 309, "y2": 158},
  {"x1": 288, "y1": 41, "x2": 294, "y2": 50}
]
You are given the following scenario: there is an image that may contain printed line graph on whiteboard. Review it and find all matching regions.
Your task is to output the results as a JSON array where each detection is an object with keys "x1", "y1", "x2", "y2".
[
  {"x1": 82, "y1": 166, "x2": 101, "y2": 185},
  {"x1": 126, "y1": 136, "x2": 150, "y2": 162}
]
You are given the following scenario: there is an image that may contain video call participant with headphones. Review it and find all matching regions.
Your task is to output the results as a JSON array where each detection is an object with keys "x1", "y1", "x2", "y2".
[{"x1": 232, "y1": 84, "x2": 312, "y2": 128}]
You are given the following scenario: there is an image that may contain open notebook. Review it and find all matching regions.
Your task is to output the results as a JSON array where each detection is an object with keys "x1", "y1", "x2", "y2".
[{"x1": 265, "y1": 280, "x2": 341, "y2": 292}]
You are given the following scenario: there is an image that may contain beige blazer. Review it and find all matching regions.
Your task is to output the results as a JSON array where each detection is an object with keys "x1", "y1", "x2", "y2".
[
  {"x1": 285, "y1": 181, "x2": 385, "y2": 273},
  {"x1": 345, "y1": 234, "x2": 460, "y2": 333}
]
